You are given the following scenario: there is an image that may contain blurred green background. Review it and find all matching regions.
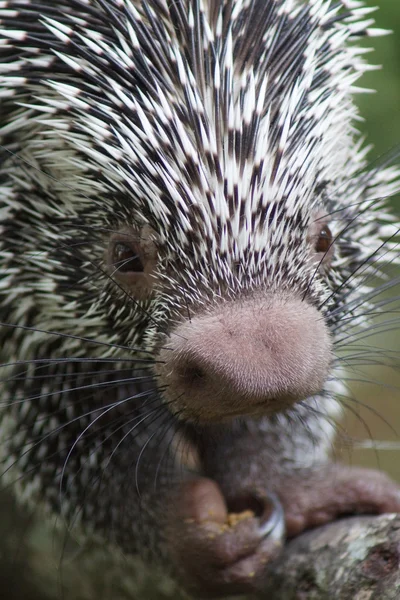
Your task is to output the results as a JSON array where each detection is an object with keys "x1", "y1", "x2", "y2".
[
  {"x1": 0, "y1": 2, "x2": 400, "y2": 599},
  {"x1": 358, "y1": 1, "x2": 400, "y2": 157},
  {"x1": 338, "y1": 0, "x2": 400, "y2": 483}
]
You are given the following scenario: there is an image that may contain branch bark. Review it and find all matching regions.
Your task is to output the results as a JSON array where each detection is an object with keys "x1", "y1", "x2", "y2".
[{"x1": 261, "y1": 514, "x2": 400, "y2": 600}]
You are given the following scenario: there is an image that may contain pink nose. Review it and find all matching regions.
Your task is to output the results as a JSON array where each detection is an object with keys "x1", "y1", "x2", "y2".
[{"x1": 155, "y1": 295, "x2": 332, "y2": 423}]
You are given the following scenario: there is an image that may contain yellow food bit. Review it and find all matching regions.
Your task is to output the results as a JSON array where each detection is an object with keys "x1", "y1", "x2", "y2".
[{"x1": 226, "y1": 510, "x2": 254, "y2": 527}]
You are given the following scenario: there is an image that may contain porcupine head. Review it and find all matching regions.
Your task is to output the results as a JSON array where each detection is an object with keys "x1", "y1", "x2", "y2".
[{"x1": 0, "y1": 0, "x2": 400, "y2": 597}]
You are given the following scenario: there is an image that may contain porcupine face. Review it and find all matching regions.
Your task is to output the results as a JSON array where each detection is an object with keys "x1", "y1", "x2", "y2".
[{"x1": 0, "y1": 0, "x2": 399, "y2": 537}]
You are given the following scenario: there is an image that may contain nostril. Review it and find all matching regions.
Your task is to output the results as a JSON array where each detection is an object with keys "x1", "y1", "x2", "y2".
[{"x1": 181, "y1": 365, "x2": 206, "y2": 386}]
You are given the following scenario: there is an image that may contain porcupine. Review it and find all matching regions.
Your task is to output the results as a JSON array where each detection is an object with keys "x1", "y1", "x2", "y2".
[{"x1": 0, "y1": 0, "x2": 400, "y2": 597}]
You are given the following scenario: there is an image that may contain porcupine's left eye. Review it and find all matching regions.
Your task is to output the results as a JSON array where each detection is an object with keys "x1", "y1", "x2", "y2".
[
  {"x1": 113, "y1": 242, "x2": 144, "y2": 273},
  {"x1": 107, "y1": 226, "x2": 157, "y2": 299}
]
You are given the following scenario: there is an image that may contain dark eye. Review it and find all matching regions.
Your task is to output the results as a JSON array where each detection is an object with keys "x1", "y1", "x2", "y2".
[
  {"x1": 107, "y1": 226, "x2": 158, "y2": 301},
  {"x1": 315, "y1": 225, "x2": 333, "y2": 254},
  {"x1": 112, "y1": 242, "x2": 144, "y2": 273}
]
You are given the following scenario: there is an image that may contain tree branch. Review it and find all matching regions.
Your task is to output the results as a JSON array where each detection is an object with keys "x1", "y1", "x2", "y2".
[{"x1": 262, "y1": 514, "x2": 400, "y2": 600}]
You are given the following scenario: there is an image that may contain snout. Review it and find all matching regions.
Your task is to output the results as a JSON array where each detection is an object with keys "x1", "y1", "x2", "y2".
[{"x1": 155, "y1": 295, "x2": 332, "y2": 423}]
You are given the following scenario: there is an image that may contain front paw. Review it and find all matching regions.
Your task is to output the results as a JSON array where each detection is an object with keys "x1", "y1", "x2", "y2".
[
  {"x1": 167, "y1": 478, "x2": 284, "y2": 598},
  {"x1": 279, "y1": 465, "x2": 400, "y2": 537}
]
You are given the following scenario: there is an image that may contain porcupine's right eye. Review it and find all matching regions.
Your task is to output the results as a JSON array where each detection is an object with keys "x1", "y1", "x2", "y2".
[{"x1": 107, "y1": 227, "x2": 158, "y2": 300}]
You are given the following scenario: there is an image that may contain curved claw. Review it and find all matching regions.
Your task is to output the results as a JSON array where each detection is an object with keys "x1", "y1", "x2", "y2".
[{"x1": 259, "y1": 491, "x2": 285, "y2": 540}]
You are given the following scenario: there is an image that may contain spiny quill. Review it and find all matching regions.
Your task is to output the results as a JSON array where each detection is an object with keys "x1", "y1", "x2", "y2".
[{"x1": 0, "y1": 1, "x2": 400, "y2": 598}]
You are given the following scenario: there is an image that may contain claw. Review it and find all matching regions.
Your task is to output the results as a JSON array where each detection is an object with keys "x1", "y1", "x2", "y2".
[
  {"x1": 259, "y1": 492, "x2": 285, "y2": 539},
  {"x1": 227, "y1": 489, "x2": 285, "y2": 540}
]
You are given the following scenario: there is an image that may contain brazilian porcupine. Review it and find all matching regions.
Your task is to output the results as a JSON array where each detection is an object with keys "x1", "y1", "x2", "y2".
[{"x1": 0, "y1": 0, "x2": 400, "y2": 597}]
